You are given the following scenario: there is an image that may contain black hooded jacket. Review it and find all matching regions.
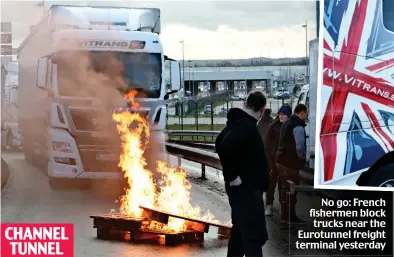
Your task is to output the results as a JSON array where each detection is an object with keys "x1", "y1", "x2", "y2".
[{"x1": 215, "y1": 108, "x2": 270, "y2": 192}]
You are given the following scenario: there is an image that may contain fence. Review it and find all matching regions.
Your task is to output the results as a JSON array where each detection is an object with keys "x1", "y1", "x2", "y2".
[{"x1": 166, "y1": 91, "x2": 299, "y2": 139}]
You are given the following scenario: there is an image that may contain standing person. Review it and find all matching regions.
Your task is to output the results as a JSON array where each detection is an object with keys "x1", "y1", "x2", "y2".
[
  {"x1": 215, "y1": 90, "x2": 269, "y2": 257},
  {"x1": 264, "y1": 105, "x2": 292, "y2": 216},
  {"x1": 257, "y1": 108, "x2": 273, "y2": 142},
  {"x1": 276, "y1": 104, "x2": 308, "y2": 223}
]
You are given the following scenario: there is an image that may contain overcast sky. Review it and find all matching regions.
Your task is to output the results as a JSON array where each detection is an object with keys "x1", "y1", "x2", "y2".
[{"x1": 1, "y1": 0, "x2": 318, "y2": 59}]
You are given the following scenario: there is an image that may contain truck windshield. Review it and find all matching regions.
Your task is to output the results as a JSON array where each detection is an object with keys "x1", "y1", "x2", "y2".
[{"x1": 56, "y1": 51, "x2": 162, "y2": 98}]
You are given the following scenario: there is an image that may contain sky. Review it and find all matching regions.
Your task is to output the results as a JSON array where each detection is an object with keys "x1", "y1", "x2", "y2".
[{"x1": 1, "y1": 0, "x2": 318, "y2": 60}]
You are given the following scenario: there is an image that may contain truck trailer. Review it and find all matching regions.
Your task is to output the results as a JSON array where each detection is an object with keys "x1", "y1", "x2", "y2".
[{"x1": 17, "y1": 5, "x2": 181, "y2": 187}]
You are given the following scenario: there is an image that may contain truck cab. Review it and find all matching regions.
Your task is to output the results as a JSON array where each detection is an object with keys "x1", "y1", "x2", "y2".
[{"x1": 17, "y1": 6, "x2": 181, "y2": 185}]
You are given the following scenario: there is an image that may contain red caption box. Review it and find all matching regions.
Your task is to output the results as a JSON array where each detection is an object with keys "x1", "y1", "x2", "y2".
[{"x1": 1, "y1": 223, "x2": 74, "y2": 257}]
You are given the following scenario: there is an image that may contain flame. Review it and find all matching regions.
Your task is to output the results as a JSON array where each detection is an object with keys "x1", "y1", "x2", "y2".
[
  {"x1": 113, "y1": 90, "x2": 156, "y2": 217},
  {"x1": 112, "y1": 90, "x2": 220, "y2": 233}
]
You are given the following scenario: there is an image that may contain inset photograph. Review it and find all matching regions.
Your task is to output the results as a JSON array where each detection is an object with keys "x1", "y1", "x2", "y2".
[{"x1": 315, "y1": 0, "x2": 394, "y2": 189}]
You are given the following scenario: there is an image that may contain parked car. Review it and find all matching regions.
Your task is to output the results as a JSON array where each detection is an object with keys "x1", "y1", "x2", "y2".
[
  {"x1": 280, "y1": 91, "x2": 291, "y2": 99},
  {"x1": 273, "y1": 91, "x2": 283, "y2": 99},
  {"x1": 273, "y1": 90, "x2": 291, "y2": 99},
  {"x1": 231, "y1": 95, "x2": 241, "y2": 101},
  {"x1": 219, "y1": 108, "x2": 228, "y2": 115},
  {"x1": 233, "y1": 93, "x2": 246, "y2": 100},
  {"x1": 203, "y1": 105, "x2": 213, "y2": 114}
]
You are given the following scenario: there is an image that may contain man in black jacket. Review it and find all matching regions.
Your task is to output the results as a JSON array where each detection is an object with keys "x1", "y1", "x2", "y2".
[
  {"x1": 215, "y1": 90, "x2": 269, "y2": 257},
  {"x1": 264, "y1": 105, "x2": 292, "y2": 216},
  {"x1": 276, "y1": 104, "x2": 308, "y2": 223}
]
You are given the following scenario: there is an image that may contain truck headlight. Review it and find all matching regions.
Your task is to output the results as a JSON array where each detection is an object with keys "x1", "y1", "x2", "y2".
[{"x1": 52, "y1": 141, "x2": 73, "y2": 153}]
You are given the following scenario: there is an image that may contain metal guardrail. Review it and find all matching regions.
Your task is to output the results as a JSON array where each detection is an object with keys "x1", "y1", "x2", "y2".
[
  {"x1": 165, "y1": 142, "x2": 316, "y2": 188},
  {"x1": 166, "y1": 130, "x2": 221, "y2": 144},
  {"x1": 165, "y1": 142, "x2": 222, "y2": 180},
  {"x1": 167, "y1": 140, "x2": 216, "y2": 151},
  {"x1": 166, "y1": 130, "x2": 221, "y2": 137}
]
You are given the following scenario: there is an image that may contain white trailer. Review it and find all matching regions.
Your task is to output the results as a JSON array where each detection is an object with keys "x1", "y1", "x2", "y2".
[
  {"x1": 297, "y1": 38, "x2": 318, "y2": 182},
  {"x1": 18, "y1": 5, "x2": 181, "y2": 186}
]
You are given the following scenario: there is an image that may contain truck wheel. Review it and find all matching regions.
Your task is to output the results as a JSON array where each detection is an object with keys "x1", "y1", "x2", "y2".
[{"x1": 366, "y1": 164, "x2": 394, "y2": 187}]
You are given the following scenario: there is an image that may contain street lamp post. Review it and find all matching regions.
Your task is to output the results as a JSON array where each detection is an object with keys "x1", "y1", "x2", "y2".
[
  {"x1": 179, "y1": 40, "x2": 185, "y2": 98},
  {"x1": 302, "y1": 21, "x2": 308, "y2": 83},
  {"x1": 188, "y1": 60, "x2": 193, "y2": 96}
]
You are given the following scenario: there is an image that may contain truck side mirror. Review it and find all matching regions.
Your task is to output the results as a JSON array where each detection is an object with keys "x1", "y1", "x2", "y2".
[
  {"x1": 37, "y1": 57, "x2": 48, "y2": 88},
  {"x1": 170, "y1": 61, "x2": 181, "y2": 91}
]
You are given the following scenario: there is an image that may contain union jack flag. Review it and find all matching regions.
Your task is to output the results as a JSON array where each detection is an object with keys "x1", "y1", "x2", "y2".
[{"x1": 319, "y1": 0, "x2": 394, "y2": 185}]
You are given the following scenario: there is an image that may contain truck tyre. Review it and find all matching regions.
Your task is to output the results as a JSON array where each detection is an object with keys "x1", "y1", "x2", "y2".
[{"x1": 365, "y1": 164, "x2": 394, "y2": 187}]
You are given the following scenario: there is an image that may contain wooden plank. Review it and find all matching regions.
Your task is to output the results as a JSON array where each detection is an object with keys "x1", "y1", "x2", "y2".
[
  {"x1": 90, "y1": 214, "x2": 144, "y2": 234},
  {"x1": 187, "y1": 221, "x2": 209, "y2": 233},
  {"x1": 142, "y1": 208, "x2": 169, "y2": 224},
  {"x1": 92, "y1": 223, "x2": 204, "y2": 245},
  {"x1": 218, "y1": 226, "x2": 231, "y2": 237},
  {"x1": 90, "y1": 213, "x2": 145, "y2": 221},
  {"x1": 139, "y1": 206, "x2": 232, "y2": 231},
  {"x1": 90, "y1": 211, "x2": 231, "y2": 243},
  {"x1": 165, "y1": 231, "x2": 204, "y2": 246}
]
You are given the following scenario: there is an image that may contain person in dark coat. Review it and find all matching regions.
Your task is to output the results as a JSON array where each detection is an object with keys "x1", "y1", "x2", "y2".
[
  {"x1": 264, "y1": 105, "x2": 292, "y2": 216},
  {"x1": 257, "y1": 108, "x2": 273, "y2": 143},
  {"x1": 215, "y1": 90, "x2": 269, "y2": 257},
  {"x1": 276, "y1": 104, "x2": 308, "y2": 223}
]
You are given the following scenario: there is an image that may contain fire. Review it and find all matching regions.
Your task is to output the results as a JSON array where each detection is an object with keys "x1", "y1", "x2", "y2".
[
  {"x1": 112, "y1": 90, "x2": 155, "y2": 217},
  {"x1": 112, "y1": 90, "x2": 218, "y2": 232}
]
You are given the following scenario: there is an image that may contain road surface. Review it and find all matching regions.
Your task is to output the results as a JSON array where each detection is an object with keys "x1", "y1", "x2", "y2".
[{"x1": 1, "y1": 152, "x2": 294, "y2": 257}]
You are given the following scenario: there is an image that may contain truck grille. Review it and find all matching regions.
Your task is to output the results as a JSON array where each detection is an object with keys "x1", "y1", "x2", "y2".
[
  {"x1": 69, "y1": 109, "x2": 106, "y2": 132},
  {"x1": 70, "y1": 108, "x2": 149, "y2": 132},
  {"x1": 79, "y1": 149, "x2": 121, "y2": 172},
  {"x1": 113, "y1": 107, "x2": 149, "y2": 118}
]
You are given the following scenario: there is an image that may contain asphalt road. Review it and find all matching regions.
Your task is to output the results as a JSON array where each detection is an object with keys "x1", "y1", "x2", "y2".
[{"x1": 1, "y1": 152, "x2": 292, "y2": 257}]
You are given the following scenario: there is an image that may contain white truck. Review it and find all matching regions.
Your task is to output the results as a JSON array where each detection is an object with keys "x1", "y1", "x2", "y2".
[
  {"x1": 297, "y1": 38, "x2": 318, "y2": 183},
  {"x1": 17, "y1": 5, "x2": 181, "y2": 186}
]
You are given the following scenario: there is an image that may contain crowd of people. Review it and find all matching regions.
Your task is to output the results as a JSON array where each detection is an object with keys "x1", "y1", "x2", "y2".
[{"x1": 215, "y1": 90, "x2": 308, "y2": 257}]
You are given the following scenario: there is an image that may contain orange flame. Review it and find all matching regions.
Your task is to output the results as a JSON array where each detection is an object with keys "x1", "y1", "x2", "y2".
[{"x1": 112, "y1": 90, "x2": 220, "y2": 232}]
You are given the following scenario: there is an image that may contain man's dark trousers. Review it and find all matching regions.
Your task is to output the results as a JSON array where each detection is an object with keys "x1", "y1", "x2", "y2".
[
  {"x1": 226, "y1": 184, "x2": 268, "y2": 257},
  {"x1": 276, "y1": 163, "x2": 300, "y2": 219},
  {"x1": 266, "y1": 157, "x2": 279, "y2": 206}
]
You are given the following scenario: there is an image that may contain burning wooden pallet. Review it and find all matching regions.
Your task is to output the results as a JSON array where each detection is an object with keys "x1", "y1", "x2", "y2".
[
  {"x1": 90, "y1": 208, "x2": 231, "y2": 246},
  {"x1": 140, "y1": 206, "x2": 232, "y2": 238}
]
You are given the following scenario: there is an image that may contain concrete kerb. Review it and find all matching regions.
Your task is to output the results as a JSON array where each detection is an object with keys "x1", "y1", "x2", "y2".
[{"x1": 1, "y1": 157, "x2": 10, "y2": 192}]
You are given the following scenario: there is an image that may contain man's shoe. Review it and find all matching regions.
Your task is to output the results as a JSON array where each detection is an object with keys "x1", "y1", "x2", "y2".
[{"x1": 265, "y1": 205, "x2": 273, "y2": 216}]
